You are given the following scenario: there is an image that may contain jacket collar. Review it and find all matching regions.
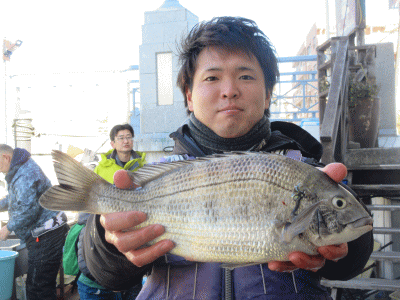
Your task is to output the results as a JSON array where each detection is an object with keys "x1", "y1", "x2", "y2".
[{"x1": 170, "y1": 121, "x2": 323, "y2": 161}]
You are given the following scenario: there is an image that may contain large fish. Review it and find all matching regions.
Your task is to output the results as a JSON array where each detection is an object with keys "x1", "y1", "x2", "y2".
[{"x1": 40, "y1": 150, "x2": 372, "y2": 265}]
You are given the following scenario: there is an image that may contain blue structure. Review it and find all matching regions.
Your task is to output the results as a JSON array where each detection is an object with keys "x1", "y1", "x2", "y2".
[{"x1": 270, "y1": 55, "x2": 319, "y2": 123}]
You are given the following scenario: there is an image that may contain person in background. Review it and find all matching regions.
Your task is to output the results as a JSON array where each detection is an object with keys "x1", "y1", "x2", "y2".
[
  {"x1": 81, "y1": 17, "x2": 373, "y2": 299},
  {"x1": 74, "y1": 123, "x2": 146, "y2": 300},
  {"x1": 93, "y1": 123, "x2": 146, "y2": 181},
  {"x1": 0, "y1": 144, "x2": 68, "y2": 300}
]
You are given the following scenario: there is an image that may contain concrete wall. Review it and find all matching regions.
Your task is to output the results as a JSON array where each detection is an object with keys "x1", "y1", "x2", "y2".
[{"x1": 134, "y1": 1, "x2": 198, "y2": 156}]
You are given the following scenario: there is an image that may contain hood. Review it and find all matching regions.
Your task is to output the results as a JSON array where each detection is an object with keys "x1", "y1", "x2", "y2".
[{"x1": 5, "y1": 148, "x2": 31, "y2": 183}]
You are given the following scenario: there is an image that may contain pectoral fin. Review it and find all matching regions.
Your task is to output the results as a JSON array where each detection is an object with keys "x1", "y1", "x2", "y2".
[{"x1": 281, "y1": 201, "x2": 321, "y2": 243}]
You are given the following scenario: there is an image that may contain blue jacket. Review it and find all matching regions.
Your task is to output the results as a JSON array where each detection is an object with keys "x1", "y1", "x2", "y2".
[{"x1": 0, "y1": 148, "x2": 61, "y2": 242}]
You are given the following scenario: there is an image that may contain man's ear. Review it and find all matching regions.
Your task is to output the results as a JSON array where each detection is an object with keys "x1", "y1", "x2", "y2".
[
  {"x1": 4, "y1": 154, "x2": 11, "y2": 163},
  {"x1": 186, "y1": 87, "x2": 194, "y2": 112},
  {"x1": 110, "y1": 141, "x2": 116, "y2": 149},
  {"x1": 264, "y1": 91, "x2": 271, "y2": 110}
]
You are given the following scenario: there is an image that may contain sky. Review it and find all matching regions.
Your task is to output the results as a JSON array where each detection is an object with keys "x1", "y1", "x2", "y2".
[
  {"x1": 1, "y1": 0, "x2": 397, "y2": 74},
  {"x1": 1, "y1": 0, "x2": 335, "y2": 75},
  {"x1": 0, "y1": 0, "x2": 398, "y2": 136}
]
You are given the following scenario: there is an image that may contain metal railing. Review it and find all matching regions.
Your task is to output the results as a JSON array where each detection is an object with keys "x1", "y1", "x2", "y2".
[{"x1": 270, "y1": 55, "x2": 319, "y2": 123}]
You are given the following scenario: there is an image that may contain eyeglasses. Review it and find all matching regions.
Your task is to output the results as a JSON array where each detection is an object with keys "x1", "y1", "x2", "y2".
[{"x1": 115, "y1": 136, "x2": 134, "y2": 142}]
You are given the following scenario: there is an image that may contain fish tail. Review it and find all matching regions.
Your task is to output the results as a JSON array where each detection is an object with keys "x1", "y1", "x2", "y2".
[{"x1": 40, "y1": 150, "x2": 109, "y2": 213}]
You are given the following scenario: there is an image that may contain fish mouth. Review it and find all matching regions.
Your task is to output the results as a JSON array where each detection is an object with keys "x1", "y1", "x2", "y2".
[
  {"x1": 348, "y1": 216, "x2": 373, "y2": 229},
  {"x1": 312, "y1": 216, "x2": 373, "y2": 247}
]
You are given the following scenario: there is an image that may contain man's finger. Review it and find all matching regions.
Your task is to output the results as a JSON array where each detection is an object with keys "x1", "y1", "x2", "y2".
[
  {"x1": 100, "y1": 211, "x2": 147, "y2": 231},
  {"x1": 320, "y1": 163, "x2": 347, "y2": 183},
  {"x1": 114, "y1": 169, "x2": 135, "y2": 189},
  {"x1": 124, "y1": 240, "x2": 175, "y2": 267},
  {"x1": 268, "y1": 261, "x2": 298, "y2": 272},
  {"x1": 288, "y1": 252, "x2": 325, "y2": 271},
  {"x1": 105, "y1": 223, "x2": 166, "y2": 253},
  {"x1": 318, "y1": 243, "x2": 348, "y2": 261}
]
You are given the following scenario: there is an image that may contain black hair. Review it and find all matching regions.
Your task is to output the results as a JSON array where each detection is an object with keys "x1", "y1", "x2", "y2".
[
  {"x1": 109, "y1": 124, "x2": 134, "y2": 141},
  {"x1": 177, "y1": 16, "x2": 280, "y2": 115}
]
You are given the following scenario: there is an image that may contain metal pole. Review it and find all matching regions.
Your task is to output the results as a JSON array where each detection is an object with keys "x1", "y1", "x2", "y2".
[
  {"x1": 325, "y1": 0, "x2": 330, "y2": 40},
  {"x1": 4, "y1": 60, "x2": 7, "y2": 144},
  {"x1": 395, "y1": 6, "x2": 400, "y2": 118}
]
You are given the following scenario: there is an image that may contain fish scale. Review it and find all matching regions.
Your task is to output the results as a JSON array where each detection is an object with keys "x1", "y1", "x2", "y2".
[{"x1": 40, "y1": 150, "x2": 373, "y2": 265}]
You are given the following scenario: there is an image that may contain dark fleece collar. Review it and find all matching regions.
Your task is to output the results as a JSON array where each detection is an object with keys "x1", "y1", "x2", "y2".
[{"x1": 187, "y1": 113, "x2": 271, "y2": 155}]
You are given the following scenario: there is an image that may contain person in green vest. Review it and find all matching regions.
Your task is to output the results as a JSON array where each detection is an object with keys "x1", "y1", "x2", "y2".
[
  {"x1": 65, "y1": 123, "x2": 146, "y2": 300},
  {"x1": 94, "y1": 123, "x2": 146, "y2": 183}
]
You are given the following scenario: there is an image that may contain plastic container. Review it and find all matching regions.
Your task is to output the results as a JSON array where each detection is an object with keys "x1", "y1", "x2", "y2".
[
  {"x1": 0, "y1": 250, "x2": 19, "y2": 300},
  {"x1": 0, "y1": 239, "x2": 20, "y2": 251}
]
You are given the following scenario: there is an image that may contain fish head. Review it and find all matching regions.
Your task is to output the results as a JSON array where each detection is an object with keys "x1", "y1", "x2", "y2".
[{"x1": 306, "y1": 184, "x2": 373, "y2": 247}]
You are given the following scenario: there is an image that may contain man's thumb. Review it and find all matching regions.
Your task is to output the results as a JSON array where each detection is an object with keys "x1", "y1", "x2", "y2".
[{"x1": 113, "y1": 170, "x2": 135, "y2": 189}]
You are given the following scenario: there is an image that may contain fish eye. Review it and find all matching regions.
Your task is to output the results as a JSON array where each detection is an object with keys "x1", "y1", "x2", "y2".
[{"x1": 332, "y1": 198, "x2": 347, "y2": 209}]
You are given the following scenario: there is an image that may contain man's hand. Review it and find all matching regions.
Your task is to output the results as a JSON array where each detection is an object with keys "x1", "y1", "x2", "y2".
[
  {"x1": 0, "y1": 225, "x2": 11, "y2": 241},
  {"x1": 101, "y1": 211, "x2": 175, "y2": 267},
  {"x1": 268, "y1": 163, "x2": 349, "y2": 273},
  {"x1": 100, "y1": 170, "x2": 175, "y2": 267}
]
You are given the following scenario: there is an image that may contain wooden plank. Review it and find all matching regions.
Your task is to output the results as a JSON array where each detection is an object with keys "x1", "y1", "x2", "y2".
[
  {"x1": 344, "y1": 148, "x2": 400, "y2": 168},
  {"x1": 350, "y1": 185, "x2": 400, "y2": 197},
  {"x1": 351, "y1": 184, "x2": 400, "y2": 192},
  {"x1": 373, "y1": 227, "x2": 400, "y2": 234},
  {"x1": 317, "y1": 60, "x2": 332, "y2": 71},
  {"x1": 367, "y1": 205, "x2": 400, "y2": 211},
  {"x1": 320, "y1": 38, "x2": 349, "y2": 164},
  {"x1": 348, "y1": 45, "x2": 376, "y2": 51},
  {"x1": 348, "y1": 164, "x2": 400, "y2": 171},
  {"x1": 370, "y1": 251, "x2": 400, "y2": 262},
  {"x1": 320, "y1": 38, "x2": 349, "y2": 141},
  {"x1": 317, "y1": 39, "x2": 332, "y2": 52},
  {"x1": 321, "y1": 278, "x2": 400, "y2": 291},
  {"x1": 319, "y1": 90, "x2": 329, "y2": 98}
]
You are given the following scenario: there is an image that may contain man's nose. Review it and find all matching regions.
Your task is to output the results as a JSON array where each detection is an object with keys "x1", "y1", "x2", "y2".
[{"x1": 222, "y1": 79, "x2": 239, "y2": 99}]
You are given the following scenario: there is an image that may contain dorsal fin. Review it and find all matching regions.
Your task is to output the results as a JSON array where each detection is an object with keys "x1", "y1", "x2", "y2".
[
  {"x1": 127, "y1": 151, "x2": 257, "y2": 187},
  {"x1": 127, "y1": 160, "x2": 192, "y2": 186}
]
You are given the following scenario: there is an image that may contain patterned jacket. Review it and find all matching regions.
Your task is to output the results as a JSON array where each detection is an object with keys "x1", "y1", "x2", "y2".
[{"x1": 0, "y1": 148, "x2": 62, "y2": 242}]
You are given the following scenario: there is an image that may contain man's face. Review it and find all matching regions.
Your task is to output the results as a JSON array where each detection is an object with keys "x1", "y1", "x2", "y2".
[
  {"x1": 186, "y1": 46, "x2": 270, "y2": 138},
  {"x1": 110, "y1": 129, "x2": 134, "y2": 154},
  {"x1": 0, "y1": 153, "x2": 12, "y2": 174}
]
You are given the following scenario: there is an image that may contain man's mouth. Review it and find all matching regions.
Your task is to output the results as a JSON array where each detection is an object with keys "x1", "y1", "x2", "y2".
[{"x1": 219, "y1": 106, "x2": 242, "y2": 113}]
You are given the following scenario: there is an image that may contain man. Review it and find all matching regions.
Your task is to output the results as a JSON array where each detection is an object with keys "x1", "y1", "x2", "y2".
[
  {"x1": 75, "y1": 123, "x2": 146, "y2": 299},
  {"x1": 0, "y1": 144, "x2": 68, "y2": 300},
  {"x1": 94, "y1": 123, "x2": 146, "y2": 181},
  {"x1": 81, "y1": 17, "x2": 373, "y2": 299}
]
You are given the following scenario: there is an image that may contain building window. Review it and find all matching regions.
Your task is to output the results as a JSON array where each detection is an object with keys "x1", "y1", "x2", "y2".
[{"x1": 157, "y1": 52, "x2": 173, "y2": 105}]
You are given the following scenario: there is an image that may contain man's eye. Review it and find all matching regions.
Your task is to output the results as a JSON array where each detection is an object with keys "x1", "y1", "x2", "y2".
[
  {"x1": 240, "y1": 75, "x2": 255, "y2": 80},
  {"x1": 205, "y1": 76, "x2": 218, "y2": 81}
]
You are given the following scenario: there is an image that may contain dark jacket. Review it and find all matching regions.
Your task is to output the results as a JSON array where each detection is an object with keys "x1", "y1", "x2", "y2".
[
  {"x1": 82, "y1": 122, "x2": 373, "y2": 299},
  {"x1": 0, "y1": 148, "x2": 63, "y2": 242}
]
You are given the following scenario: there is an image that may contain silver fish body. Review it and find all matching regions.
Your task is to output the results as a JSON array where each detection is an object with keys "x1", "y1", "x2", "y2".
[{"x1": 40, "y1": 150, "x2": 373, "y2": 264}]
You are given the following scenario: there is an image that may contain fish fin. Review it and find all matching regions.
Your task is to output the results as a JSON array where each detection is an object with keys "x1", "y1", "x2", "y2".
[
  {"x1": 281, "y1": 201, "x2": 321, "y2": 243},
  {"x1": 221, "y1": 262, "x2": 263, "y2": 270},
  {"x1": 39, "y1": 150, "x2": 110, "y2": 213},
  {"x1": 126, "y1": 151, "x2": 258, "y2": 187},
  {"x1": 127, "y1": 160, "x2": 193, "y2": 186}
]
